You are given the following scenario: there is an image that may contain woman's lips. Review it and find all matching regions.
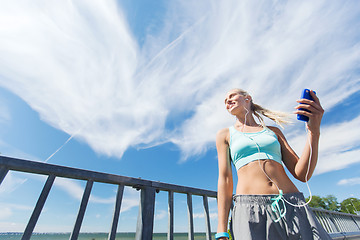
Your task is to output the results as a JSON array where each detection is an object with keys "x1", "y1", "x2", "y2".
[{"x1": 228, "y1": 102, "x2": 236, "y2": 111}]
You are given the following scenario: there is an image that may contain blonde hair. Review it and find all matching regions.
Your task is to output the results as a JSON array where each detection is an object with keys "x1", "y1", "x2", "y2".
[{"x1": 233, "y1": 88, "x2": 292, "y2": 128}]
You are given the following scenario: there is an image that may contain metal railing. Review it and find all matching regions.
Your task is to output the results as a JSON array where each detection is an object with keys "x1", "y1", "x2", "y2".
[
  {"x1": 312, "y1": 208, "x2": 360, "y2": 239},
  {"x1": 1, "y1": 156, "x2": 360, "y2": 240},
  {"x1": 0, "y1": 156, "x2": 216, "y2": 240}
]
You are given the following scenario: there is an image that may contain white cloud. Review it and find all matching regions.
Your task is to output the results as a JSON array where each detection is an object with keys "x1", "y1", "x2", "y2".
[
  {"x1": 0, "y1": 0, "x2": 142, "y2": 159},
  {"x1": 120, "y1": 187, "x2": 140, "y2": 213},
  {"x1": 0, "y1": 207, "x2": 12, "y2": 220},
  {"x1": 0, "y1": 171, "x2": 28, "y2": 194},
  {"x1": 155, "y1": 209, "x2": 167, "y2": 221},
  {"x1": 0, "y1": 202, "x2": 33, "y2": 223},
  {"x1": 193, "y1": 211, "x2": 217, "y2": 220},
  {"x1": 54, "y1": 178, "x2": 139, "y2": 212},
  {"x1": 163, "y1": 0, "x2": 360, "y2": 159},
  {"x1": 0, "y1": 139, "x2": 42, "y2": 162},
  {"x1": 0, "y1": 0, "x2": 359, "y2": 174},
  {"x1": 337, "y1": 177, "x2": 360, "y2": 186},
  {"x1": 0, "y1": 221, "x2": 26, "y2": 232},
  {"x1": 286, "y1": 115, "x2": 360, "y2": 175},
  {"x1": 0, "y1": 97, "x2": 11, "y2": 126},
  {"x1": 53, "y1": 178, "x2": 84, "y2": 200},
  {"x1": 316, "y1": 117, "x2": 360, "y2": 174}
]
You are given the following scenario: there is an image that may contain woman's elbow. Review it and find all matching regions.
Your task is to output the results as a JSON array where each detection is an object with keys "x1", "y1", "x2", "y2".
[
  {"x1": 294, "y1": 171, "x2": 313, "y2": 183},
  {"x1": 296, "y1": 176, "x2": 307, "y2": 183}
]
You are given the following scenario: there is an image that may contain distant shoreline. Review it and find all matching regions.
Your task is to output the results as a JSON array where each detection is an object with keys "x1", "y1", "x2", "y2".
[
  {"x1": 1, "y1": 232, "x2": 215, "y2": 234},
  {"x1": 0, "y1": 232, "x2": 215, "y2": 240}
]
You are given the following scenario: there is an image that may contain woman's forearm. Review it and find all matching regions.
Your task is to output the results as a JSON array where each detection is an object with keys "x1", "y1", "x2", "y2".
[
  {"x1": 296, "y1": 131, "x2": 320, "y2": 181},
  {"x1": 217, "y1": 176, "x2": 233, "y2": 233}
]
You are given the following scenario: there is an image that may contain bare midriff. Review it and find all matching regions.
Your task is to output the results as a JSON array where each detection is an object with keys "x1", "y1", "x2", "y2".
[{"x1": 235, "y1": 159, "x2": 299, "y2": 195}]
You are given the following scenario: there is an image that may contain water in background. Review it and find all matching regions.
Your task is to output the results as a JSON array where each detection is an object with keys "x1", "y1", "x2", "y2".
[{"x1": 0, "y1": 232, "x2": 212, "y2": 240}]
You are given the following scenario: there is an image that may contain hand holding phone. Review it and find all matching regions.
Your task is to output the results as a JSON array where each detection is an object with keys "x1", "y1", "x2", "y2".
[{"x1": 297, "y1": 89, "x2": 316, "y2": 122}]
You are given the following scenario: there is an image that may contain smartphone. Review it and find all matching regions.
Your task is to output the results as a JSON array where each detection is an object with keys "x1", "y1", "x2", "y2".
[{"x1": 297, "y1": 89, "x2": 316, "y2": 122}]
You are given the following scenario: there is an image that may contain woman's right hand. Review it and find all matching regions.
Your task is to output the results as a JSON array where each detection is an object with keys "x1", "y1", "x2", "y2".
[{"x1": 295, "y1": 90, "x2": 324, "y2": 135}]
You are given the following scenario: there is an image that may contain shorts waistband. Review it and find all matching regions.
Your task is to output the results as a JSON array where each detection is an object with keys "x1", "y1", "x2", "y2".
[{"x1": 232, "y1": 192, "x2": 305, "y2": 204}]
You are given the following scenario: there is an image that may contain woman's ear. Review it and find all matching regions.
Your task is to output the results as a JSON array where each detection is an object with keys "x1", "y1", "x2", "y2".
[{"x1": 245, "y1": 96, "x2": 252, "y2": 102}]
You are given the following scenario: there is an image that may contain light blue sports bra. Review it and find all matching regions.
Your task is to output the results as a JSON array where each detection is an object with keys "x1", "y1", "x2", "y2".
[{"x1": 229, "y1": 126, "x2": 282, "y2": 170}]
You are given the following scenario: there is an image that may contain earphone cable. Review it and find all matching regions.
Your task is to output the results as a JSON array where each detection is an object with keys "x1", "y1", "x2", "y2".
[{"x1": 241, "y1": 107, "x2": 312, "y2": 208}]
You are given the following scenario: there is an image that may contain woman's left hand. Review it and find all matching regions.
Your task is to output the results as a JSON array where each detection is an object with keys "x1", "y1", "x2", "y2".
[{"x1": 295, "y1": 90, "x2": 324, "y2": 135}]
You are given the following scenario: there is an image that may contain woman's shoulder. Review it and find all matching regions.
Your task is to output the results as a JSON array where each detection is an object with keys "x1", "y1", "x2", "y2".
[
  {"x1": 267, "y1": 125, "x2": 286, "y2": 139},
  {"x1": 216, "y1": 127, "x2": 230, "y2": 137},
  {"x1": 267, "y1": 125, "x2": 281, "y2": 132},
  {"x1": 216, "y1": 127, "x2": 230, "y2": 144}
]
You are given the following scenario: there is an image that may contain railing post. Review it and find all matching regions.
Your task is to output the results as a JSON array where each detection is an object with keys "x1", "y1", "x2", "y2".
[
  {"x1": 317, "y1": 211, "x2": 333, "y2": 233},
  {"x1": 168, "y1": 191, "x2": 174, "y2": 240},
  {"x1": 351, "y1": 215, "x2": 360, "y2": 231},
  {"x1": 0, "y1": 165, "x2": 9, "y2": 185},
  {"x1": 135, "y1": 186, "x2": 156, "y2": 240},
  {"x1": 187, "y1": 193, "x2": 194, "y2": 240},
  {"x1": 203, "y1": 196, "x2": 212, "y2": 240},
  {"x1": 22, "y1": 174, "x2": 56, "y2": 240},
  {"x1": 329, "y1": 212, "x2": 341, "y2": 233},
  {"x1": 70, "y1": 180, "x2": 93, "y2": 240},
  {"x1": 108, "y1": 184, "x2": 125, "y2": 240}
]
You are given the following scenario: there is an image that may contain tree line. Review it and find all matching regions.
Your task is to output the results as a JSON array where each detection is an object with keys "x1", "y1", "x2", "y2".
[{"x1": 305, "y1": 195, "x2": 360, "y2": 215}]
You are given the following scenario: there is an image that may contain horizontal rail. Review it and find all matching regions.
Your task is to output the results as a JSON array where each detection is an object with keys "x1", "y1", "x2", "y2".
[{"x1": 0, "y1": 156, "x2": 217, "y2": 197}]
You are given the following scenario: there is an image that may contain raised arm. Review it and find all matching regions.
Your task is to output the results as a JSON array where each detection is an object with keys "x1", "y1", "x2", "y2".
[
  {"x1": 216, "y1": 128, "x2": 233, "y2": 237},
  {"x1": 271, "y1": 90, "x2": 324, "y2": 182}
]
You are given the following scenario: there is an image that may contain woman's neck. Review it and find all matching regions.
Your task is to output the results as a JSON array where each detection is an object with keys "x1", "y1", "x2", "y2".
[{"x1": 235, "y1": 113, "x2": 258, "y2": 127}]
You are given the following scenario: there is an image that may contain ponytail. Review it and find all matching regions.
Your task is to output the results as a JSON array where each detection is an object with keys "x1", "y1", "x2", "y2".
[
  {"x1": 251, "y1": 102, "x2": 291, "y2": 129},
  {"x1": 232, "y1": 88, "x2": 291, "y2": 128}
]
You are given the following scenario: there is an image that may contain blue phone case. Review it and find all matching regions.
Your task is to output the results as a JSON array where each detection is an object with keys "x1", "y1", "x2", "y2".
[{"x1": 297, "y1": 89, "x2": 316, "y2": 122}]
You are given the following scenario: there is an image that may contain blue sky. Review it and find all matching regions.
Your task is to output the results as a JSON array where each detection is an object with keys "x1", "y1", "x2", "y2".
[{"x1": 1, "y1": 0, "x2": 360, "y2": 233}]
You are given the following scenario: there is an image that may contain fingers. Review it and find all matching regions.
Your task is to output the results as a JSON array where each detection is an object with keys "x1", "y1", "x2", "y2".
[
  {"x1": 295, "y1": 101, "x2": 323, "y2": 115},
  {"x1": 294, "y1": 90, "x2": 324, "y2": 121},
  {"x1": 296, "y1": 90, "x2": 324, "y2": 112},
  {"x1": 308, "y1": 90, "x2": 323, "y2": 111}
]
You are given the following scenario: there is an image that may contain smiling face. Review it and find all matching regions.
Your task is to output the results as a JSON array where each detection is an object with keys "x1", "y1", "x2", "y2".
[{"x1": 224, "y1": 88, "x2": 251, "y2": 115}]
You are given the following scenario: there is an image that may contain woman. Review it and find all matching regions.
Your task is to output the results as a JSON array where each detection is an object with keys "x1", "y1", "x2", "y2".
[{"x1": 216, "y1": 88, "x2": 331, "y2": 240}]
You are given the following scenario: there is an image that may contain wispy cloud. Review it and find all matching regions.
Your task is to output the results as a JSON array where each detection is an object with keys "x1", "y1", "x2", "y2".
[
  {"x1": 337, "y1": 177, "x2": 360, "y2": 186},
  {"x1": 0, "y1": 141, "x2": 41, "y2": 162},
  {"x1": 0, "y1": 96, "x2": 11, "y2": 126},
  {"x1": 288, "y1": 115, "x2": 360, "y2": 175},
  {"x1": 0, "y1": 221, "x2": 26, "y2": 232},
  {"x1": 54, "y1": 178, "x2": 139, "y2": 212},
  {"x1": 0, "y1": 206, "x2": 12, "y2": 220},
  {"x1": 0, "y1": 0, "x2": 140, "y2": 158},
  {"x1": 316, "y1": 116, "x2": 360, "y2": 174},
  {"x1": 193, "y1": 212, "x2": 217, "y2": 220},
  {"x1": 0, "y1": 171, "x2": 28, "y2": 194},
  {"x1": 0, "y1": 202, "x2": 33, "y2": 231},
  {"x1": 0, "y1": 202, "x2": 33, "y2": 220},
  {"x1": 0, "y1": 0, "x2": 359, "y2": 175},
  {"x1": 163, "y1": 0, "x2": 360, "y2": 160},
  {"x1": 154, "y1": 209, "x2": 167, "y2": 221},
  {"x1": 53, "y1": 178, "x2": 84, "y2": 200}
]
